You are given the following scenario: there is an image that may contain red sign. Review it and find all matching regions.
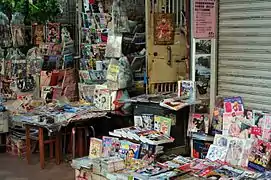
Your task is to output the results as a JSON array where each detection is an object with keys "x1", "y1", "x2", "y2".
[{"x1": 193, "y1": 0, "x2": 216, "y2": 39}]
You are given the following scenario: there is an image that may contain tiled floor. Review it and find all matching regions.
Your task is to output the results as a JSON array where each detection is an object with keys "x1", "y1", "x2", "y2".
[{"x1": 0, "y1": 153, "x2": 74, "y2": 180}]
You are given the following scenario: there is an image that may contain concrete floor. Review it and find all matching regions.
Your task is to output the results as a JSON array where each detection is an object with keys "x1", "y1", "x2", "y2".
[{"x1": 0, "y1": 153, "x2": 74, "y2": 180}]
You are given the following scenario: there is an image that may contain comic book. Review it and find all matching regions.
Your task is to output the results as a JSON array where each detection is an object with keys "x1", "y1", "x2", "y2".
[
  {"x1": 118, "y1": 140, "x2": 131, "y2": 159},
  {"x1": 223, "y1": 96, "x2": 244, "y2": 114},
  {"x1": 189, "y1": 113, "x2": 209, "y2": 134},
  {"x1": 154, "y1": 115, "x2": 172, "y2": 136},
  {"x1": 206, "y1": 144, "x2": 228, "y2": 162},
  {"x1": 240, "y1": 139, "x2": 254, "y2": 168},
  {"x1": 89, "y1": 138, "x2": 103, "y2": 158},
  {"x1": 225, "y1": 137, "x2": 246, "y2": 166},
  {"x1": 180, "y1": 80, "x2": 195, "y2": 100},
  {"x1": 102, "y1": 136, "x2": 119, "y2": 157},
  {"x1": 248, "y1": 139, "x2": 271, "y2": 172},
  {"x1": 134, "y1": 114, "x2": 154, "y2": 129}
]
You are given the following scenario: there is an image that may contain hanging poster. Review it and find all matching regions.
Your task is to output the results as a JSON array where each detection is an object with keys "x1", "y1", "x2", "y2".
[
  {"x1": 153, "y1": 13, "x2": 175, "y2": 45},
  {"x1": 193, "y1": 0, "x2": 216, "y2": 39},
  {"x1": 195, "y1": 39, "x2": 211, "y2": 113}
]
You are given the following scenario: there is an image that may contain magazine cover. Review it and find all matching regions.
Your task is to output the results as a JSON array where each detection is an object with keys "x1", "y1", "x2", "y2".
[
  {"x1": 240, "y1": 139, "x2": 254, "y2": 168},
  {"x1": 192, "y1": 139, "x2": 212, "y2": 159},
  {"x1": 118, "y1": 140, "x2": 131, "y2": 159},
  {"x1": 93, "y1": 85, "x2": 111, "y2": 110},
  {"x1": 252, "y1": 110, "x2": 265, "y2": 138},
  {"x1": 180, "y1": 80, "x2": 195, "y2": 100},
  {"x1": 206, "y1": 144, "x2": 228, "y2": 162},
  {"x1": 102, "y1": 136, "x2": 119, "y2": 157},
  {"x1": 32, "y1": 24, "x2": 45, "y2": 45},
  {"x1": 244, "y1": 109, "x2": 253, "y2": 122},
  {"x1": 222, "y1": 112, "x2": 251, "y2": 138},
  {"x1": 213, "y1": 134, "x2": 231, "y2": 147},
  {"x1": 40, "y1": 71, "x2": 52, "y2": 87},
  {"x1": 211, "y1": 96, "x2": 224, "y2": 135},
  {"x1": 223, "y1": 96, "x2": 244, "y2": 114},
  {"x1": 248, "y1": 139, "x2": 271, "y2": 172},
  {"x1": 79, "y1": 70, "x2": 92, "y2": 84},
  {"x1": 189, "y1": 113, "x2": 209, "y2": 134},
  {"x1": 134, "y1": 114, "x2": 154, "y2": 129},
  {"x1": 89, "y1": 138, "x2": 103, "y2": 158},
  {"x1": 154, "y1": 115, "x2": 172, "y2": 136},
  {"x1": 138, "y1": 143, "x2": 155, "y2": 163},
  {"x1": 225, "y1": 137, "x2": 246, "y2": 166},
  {"x1": 128, "y1": 143, "x2": 141, "y2": 159},
  {"x1": 262, "y1": 113, "x2": 271, "y2": 142},
  {"x1": 46, "y1": 22, "x2": 61, "y2": 43},
  {"x1": 41, "y1": 86, "x2": 53, "y2": 102}
]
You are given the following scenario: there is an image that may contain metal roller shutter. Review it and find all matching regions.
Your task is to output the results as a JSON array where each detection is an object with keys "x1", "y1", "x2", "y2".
[{"x1": 218, "y1": 0, "x2": 271, "y2": 111}]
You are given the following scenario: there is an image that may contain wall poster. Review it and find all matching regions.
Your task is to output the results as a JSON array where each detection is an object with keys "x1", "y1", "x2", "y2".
[
  {"x1": 193, "y1": 0, "x2": 216, "y2": 39},
  {"x1": 194, "y1": 39, "x2": 211, "y2": 113}
]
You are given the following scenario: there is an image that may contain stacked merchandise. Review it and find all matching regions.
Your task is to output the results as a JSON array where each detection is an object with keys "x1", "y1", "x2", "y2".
[
  {"x1": 79, "y1": 0, "x2": 109, "y2": 104},
  {"x1": 109, "y1": 115, "x2": 174, "y2": 146},
  {"x1": 78, "y1": 0, "x2": 133, "y2": 114},
  {"x1": 38, "y1": 22, "x2": 76, "y2": 103},
  {"x1": 0, "y1": 19, "x2": 75, "y2": 103},
  {"x1": 185, "y1": 95, "x2": 271, "y2": 178},
  {"x1": 72, "y1": 152, "x2": 271, "y2": 179}
]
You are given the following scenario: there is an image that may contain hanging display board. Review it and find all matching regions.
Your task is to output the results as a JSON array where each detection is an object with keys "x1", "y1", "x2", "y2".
[{"x1": 193, "y1": 0, "x2": 216, "y2": 39}]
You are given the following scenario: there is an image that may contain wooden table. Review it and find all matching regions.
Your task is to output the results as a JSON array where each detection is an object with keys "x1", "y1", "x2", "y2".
[{"x1": 25, "y1": 125, "x2": 61, "y2": 169}]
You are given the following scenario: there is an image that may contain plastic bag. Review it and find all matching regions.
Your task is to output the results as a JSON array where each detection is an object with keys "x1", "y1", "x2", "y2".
[
  {"x1": 106, "y1": 57, "x2": 133, "y2": 90},
  {"x1": 6, "y1": 48, "x2": 26, "y2": 78},
  {"x1": 26, "y1": 47, "x2": 43, "y2": 75},
  {"x1": 105, "y1": 33, "x2": 122, "y2": 58},
  {"x1": 11, "y1": 12, "x2": 25, "y2": 47},
  {"x1": 0, "y1": 12, "x2": 12, "y2": 47},
  {"x1": 111, "y1": 0, "x2": 130, "y2": 34}
]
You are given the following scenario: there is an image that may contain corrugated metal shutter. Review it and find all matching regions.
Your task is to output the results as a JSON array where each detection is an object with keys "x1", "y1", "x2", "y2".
[{"x1": 218, "y1": 0, "x2": 271, "y2": 111}]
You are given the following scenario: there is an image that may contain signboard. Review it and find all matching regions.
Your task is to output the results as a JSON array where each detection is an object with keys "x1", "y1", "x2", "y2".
[{"x1": 193, "y1": 0, "x2": 216, "y2": 39}]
